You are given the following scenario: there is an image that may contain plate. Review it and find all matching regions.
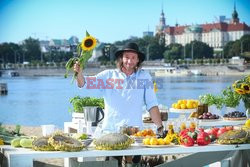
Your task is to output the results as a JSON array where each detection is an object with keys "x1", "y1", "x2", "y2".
[
  {"x1": 131, "y1": 136, "x2": 145, "y2": 143},
  {"x1": 198, "y1": 118, "x2": 221, "y2": 122},
  {"x1": 169, "y1": 108, "x2": 197, "y2": 114},
  {"x1": 144, "y1": 144, "x2": 177, "y2": 148},
  {"x1": 223, "y1": 117, "x2": 247, "y2": 121},
  {"x1": 197, "y1": 117, "x2": 222, "y2": 122}
]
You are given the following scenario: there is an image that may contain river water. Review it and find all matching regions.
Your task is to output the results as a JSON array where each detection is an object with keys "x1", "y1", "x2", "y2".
[{"x1": 0, "y1": 74, "x2": 245, "y2": 128}]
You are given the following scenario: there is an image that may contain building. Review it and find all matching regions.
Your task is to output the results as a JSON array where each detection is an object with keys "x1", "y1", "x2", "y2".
[
  {"x1": 156, "y1": 4, "x2": 250, "y2": 50},
  {"x1": 40, "y1": 36, "x2": 79, "y2": 53},
  {"x1": 143, "y1": 31, "x2": 154, "y2": 37}
]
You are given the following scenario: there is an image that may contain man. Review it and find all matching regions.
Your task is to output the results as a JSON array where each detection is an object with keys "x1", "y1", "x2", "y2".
[{"x1": 74, "y1": 42, "x2": 164, "y2": 166}]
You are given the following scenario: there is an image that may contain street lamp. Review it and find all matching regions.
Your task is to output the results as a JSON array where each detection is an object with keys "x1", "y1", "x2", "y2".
[
  {"x1": 10, "y1": 48, "x2": 18, "y2": 64},
  {"x1": 191, "y1": 43, "x2": 194, "y2": 60},
  {"x1": 40, "y1": 52, "x2": 43, "y2": 62},
  {"x1": 183, "y1": 44, "x2": 186, "y2": 60},
  {"x1": 104, "y1": 44, "x2": 111, "y2": 60},
  {"x1": 240, "y1": 40, "x2": 244, "y2": 54},
  {"x1": 147, "y1": 45, "x2": 150, "y2": 61},
  {"x1": 22, "y1": 48, "x2": 27, "y2": 63}
]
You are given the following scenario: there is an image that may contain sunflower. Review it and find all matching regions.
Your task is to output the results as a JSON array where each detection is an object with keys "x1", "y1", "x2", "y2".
[
  {"x1": 235, "y1": 88, "x2": 246, "y2": 95},
  {"x1": 241, "y1": 83, "x2": 250, "y2": 94},
  {"x1": 81, "y1": 36, "x2": 97, "y2": 51},
  {"x1": 232, "y1": 83, "x2": 236, "y2": 89}
]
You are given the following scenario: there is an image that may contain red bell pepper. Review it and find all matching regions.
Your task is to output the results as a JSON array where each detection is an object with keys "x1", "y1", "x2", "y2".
[
  {"x1": 207, "y1": 127, "x2": 219, "y2": 138},
  {"x1": 180, "y1": 129, "x2": 189, "y2": 137},
  {"x1": 197, "y1": 128, "x2": 211, "y2": 146},
  {"x1": 181, "y1": 135, "x2": 194, "y2": 147}
]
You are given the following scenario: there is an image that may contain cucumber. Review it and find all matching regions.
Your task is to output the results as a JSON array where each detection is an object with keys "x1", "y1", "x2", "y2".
[{"x1": 0, "y1": 134, "x2": 16, "y2": 145}]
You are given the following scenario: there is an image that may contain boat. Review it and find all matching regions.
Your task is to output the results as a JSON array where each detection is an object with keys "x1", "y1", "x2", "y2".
[
  {"x1": 153, "y1": 66, "x2": 189, "y2": 76},
  {"x1": 9, "y1": 71, "x2": 20, "y2": 77},
  {"x1": 189, "y1": 70, "x2": 206, "y2": 76}
]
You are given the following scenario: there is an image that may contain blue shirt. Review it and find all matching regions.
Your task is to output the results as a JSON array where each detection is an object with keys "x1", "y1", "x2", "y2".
[{"x1": 82, "y1": 69, "x2": 158, "y2": 133}]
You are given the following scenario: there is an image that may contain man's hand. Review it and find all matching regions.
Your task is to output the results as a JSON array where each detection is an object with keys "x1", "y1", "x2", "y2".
[
  {"x1": 73, "y1": 61, "x2": 85, "y2": 88},
  {"x1": 73, "y1": 61, "x2": 82, "y2": 74},
  {"x1": 156, "y1": 125, "x2": 164, "y2": 138}
]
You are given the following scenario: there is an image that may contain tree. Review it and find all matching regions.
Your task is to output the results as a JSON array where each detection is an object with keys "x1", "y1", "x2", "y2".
[
  {"x1": 224, "y1": 34, "x2": 250, "y2": 59},
  {"x1": 163, "y1": 43, "x2": 183, "y2": 61},
  {"x1": 114, "y1": 36, "x2": 166, "y2": 61},
  {"x1": 240, "y1": 34, "x2": 250, "y2": 54},
  {"x1": 223, "y1": 41, "x2": 235, "y2": 58},
  {"x1": 185, "y1": 41, "x2": 213, "y2": 59},
  {"x1": 21, "y1": 37, "x2": 41, "y2": 62},
  {"x1": 231, "y1": 40, "x2": 241, "y2": 56},
  {"x1": 0, "y1": 42, "x2": 21, "y2": 63}
]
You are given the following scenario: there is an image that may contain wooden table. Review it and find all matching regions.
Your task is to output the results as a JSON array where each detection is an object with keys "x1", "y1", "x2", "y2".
[{"x1": 1, "y1": 144, "x2": 250, "y2": 167}]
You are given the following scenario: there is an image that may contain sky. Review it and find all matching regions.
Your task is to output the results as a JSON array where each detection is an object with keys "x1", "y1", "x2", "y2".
[{"x1": 0, "y1": 0, "x2": 250, "y2": 44}]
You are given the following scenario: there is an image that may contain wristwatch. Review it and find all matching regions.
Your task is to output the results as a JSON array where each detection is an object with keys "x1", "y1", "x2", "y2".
[{"x1": 157, "y1": 125, "x2": 164, "y2": 132}]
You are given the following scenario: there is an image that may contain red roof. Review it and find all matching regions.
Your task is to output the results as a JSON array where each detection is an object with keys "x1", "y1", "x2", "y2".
[
  {"x1": 227, "y1": 22, "x2": 250, "y2": 31},
  {"x1": 164, "y1": 22, "x2": 250, "y2": 35}
]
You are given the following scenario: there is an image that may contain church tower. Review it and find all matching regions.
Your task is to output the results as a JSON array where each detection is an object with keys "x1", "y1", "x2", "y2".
[
  {"x1": 155, "y1": 4, "x2": 167, "y2": 45},
  {"x1": 156, "y1": 5, "x2": 167, "y2": 34},
  {"x1": 231, "y1": 2, "x2": 239, "y2": 24}
]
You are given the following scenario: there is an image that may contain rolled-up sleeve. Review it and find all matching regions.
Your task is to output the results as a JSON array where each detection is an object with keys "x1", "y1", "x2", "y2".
[{"x1": 143, "y1": 73, "x2": 158, "y2": 111}]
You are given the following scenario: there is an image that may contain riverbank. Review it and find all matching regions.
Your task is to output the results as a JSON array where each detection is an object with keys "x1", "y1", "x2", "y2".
[{"x1": 0, "y1": 65, "x2": 249, "y2": 77}]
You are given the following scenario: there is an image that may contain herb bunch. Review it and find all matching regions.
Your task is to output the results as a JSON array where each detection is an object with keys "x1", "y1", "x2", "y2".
[{"x1": 69, "y1": 96, "x2": 104, "y2": 113}]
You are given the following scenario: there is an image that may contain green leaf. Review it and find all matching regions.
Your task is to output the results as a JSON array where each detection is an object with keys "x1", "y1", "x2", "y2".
[
  {"x1": 86, "y1": 31, "x2": 90, "y2": 37},
  {"x1": 77, "y1": 44, "x2": 82, "y2": 56}
]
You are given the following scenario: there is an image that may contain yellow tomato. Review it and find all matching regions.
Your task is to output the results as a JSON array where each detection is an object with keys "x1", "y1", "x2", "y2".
[
  {"x1": 150, "y1": 138, "x2": 158, "y2": 145},
  {"x1": 192, "y1": 103, "x2": 197, "y2": 108},
  {"x1": 182, "y1": 100, "x2": 187, "y2": 104},
  {"x1": 245, "y1": 119, "x2": 250, "y2": 128},
  {"x1": 180, "y1": 104, "x2": 186, "y2": 109},
  {"x1": 172, "y1": 103, "x2": 176, "y2": 108},
  {"x1": 163, "y1": 137, "x2": 171, "y2": 145},
  {"x1": 157, "y1": 138, "x2": 165, "y2": 145},
  {"x1": 143, "y1": 138, "x2": 151, "y2": 145},
  {"x1": 176, "y1": 104, "x2": 181, "y2": 109},
  {"x1": 177, "y1": 100, "x2": 183, "y2": 105},
  {"x1": 187, "y1": 101, "x2": 193, "y2": 109}
]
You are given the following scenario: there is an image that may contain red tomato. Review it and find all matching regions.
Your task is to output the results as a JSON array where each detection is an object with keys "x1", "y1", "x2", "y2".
[
  {"x1": 217, "y1": 127, "x2": 228, "y2": 137},
  {"x1": 225, "y1": 126, "x2": 234, "y2": 131}
]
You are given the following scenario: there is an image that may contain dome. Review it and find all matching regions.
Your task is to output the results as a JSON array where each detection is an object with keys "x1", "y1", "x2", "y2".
[{"x1": 185, "y1": 25, "x2": 202, "y2": 33}]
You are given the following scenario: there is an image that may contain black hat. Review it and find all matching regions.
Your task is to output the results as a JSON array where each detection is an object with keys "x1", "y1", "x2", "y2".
[{"x1": 115, "y1": 42, "x2": 145, "y2": 62}]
